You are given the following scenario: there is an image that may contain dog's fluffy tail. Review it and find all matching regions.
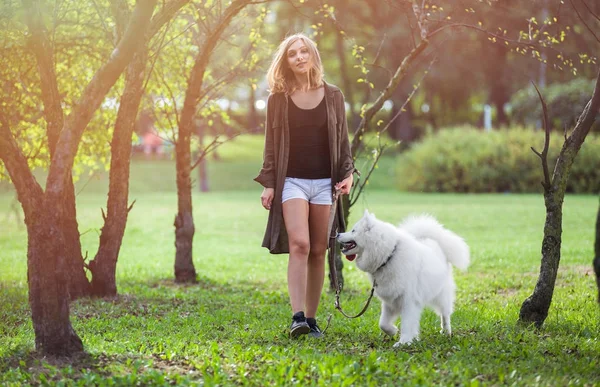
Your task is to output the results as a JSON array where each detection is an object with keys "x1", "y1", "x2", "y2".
[{"x1": 400, "y1": 214, "x2": 470, "y2": 271}]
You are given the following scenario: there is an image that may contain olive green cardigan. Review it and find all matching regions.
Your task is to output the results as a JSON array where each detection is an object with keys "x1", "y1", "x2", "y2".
[{"x1": 254, "y1": 82, "x2": 354, "y2": 254}]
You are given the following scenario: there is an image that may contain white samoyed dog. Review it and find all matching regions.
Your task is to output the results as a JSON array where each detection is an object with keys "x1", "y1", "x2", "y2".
[{"x1": 337, "y1": 211, "x2": 470, "y2": 347}]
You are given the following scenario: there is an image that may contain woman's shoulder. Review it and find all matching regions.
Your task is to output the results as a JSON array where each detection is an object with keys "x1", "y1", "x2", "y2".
[
  {"x1": 266, "y1": 92, "x2": 285, "y2": 106},
  {"x1": 324, "y1": 82, "x2": 342, "y2": 94},
  {"x1": 323, "y1": 82, "x2": 344, "y2": 99}
]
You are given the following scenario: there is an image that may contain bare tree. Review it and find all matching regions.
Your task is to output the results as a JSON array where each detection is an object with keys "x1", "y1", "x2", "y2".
[{"x1": 519, "y1": 70, "x2": 600, "y2": 327}]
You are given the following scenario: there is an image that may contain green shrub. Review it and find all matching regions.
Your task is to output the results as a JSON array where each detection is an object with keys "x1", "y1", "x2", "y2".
[{"x1": 396, "y1": 127, "x2": 600, "y2": 193}]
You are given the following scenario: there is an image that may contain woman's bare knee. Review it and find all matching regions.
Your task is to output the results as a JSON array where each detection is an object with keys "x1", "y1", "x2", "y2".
[
  {"x1": 308, "y1": 247, "x2": 327, "y2": 262},
  {"x1": 289, "y1": 239, "x2": 310, "y2": 257}
]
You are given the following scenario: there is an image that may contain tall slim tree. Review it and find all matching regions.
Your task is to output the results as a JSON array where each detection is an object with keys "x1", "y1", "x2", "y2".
[
  {"x1": 173, "y1": 0, "x2": 254, "y2": 283},
  {"x1": 89, "y1": 0, "x2": 190, "y2": 297},
  {"x1": 519, "y1": 70, "x2": 600, "y2": 327}
]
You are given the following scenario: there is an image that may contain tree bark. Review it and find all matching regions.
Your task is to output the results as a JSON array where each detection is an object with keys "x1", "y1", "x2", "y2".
[
  {"x1": 519, "y1": 70, "x2": 600, "y2": 327},
  {"x1": 173, "y1": 0, "x2": 250, "y2": 283},
  {"x1": 62, "y1": 183, "x2": 91, "y2": 299},
  {"x1": 24, "y1": 0, "x2": 90, "y2": 299},
  {"x1": 6, "y1": 0, "x2": 157, "y2": 356},
  {"x1": 27, "y1": 206, "x2": 84, "y2": 356},
  {"x1": 0, "y1": 118, "x2": 83, "y2": 356},
  {"x1": 89, "y1": 0, "x2": 190, "y2": 296},
  {"x1": 329, "y1": 194, "x2": 349, "y2": 291},
  {"x1": 89, "y1": 48, "x2": 148, "y2": 297},
  {"x1": 594, "y1": 196, "x2": 600, "y2": 304},
  {"x1": 519, "y1": 192, "x2": 563, "y2": 326},
  {"x1": 197, "y1": 125, "x2": 209, "y2": 193}
]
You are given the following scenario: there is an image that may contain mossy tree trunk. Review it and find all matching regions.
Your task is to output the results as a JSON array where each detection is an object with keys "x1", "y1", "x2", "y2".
[
  {"x1": 593, "y1": 196, "x2": 600, "y2": 304},
  {"x1": 519, "y1": 70, "x2": 600, "y2": 327}
]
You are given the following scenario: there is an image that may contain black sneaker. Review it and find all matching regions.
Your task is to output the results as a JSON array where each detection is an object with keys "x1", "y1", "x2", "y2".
[
  {"x1": 290, "y1": 311, "x2": 310, "y2": 338},
  {"x1": 306, "y1": 317, "x2": 323, "y2": 338}
]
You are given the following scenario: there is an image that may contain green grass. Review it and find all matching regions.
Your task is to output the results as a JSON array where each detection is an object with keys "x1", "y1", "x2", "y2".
[{"x1": 1, "y1": 134, "x2": 599, "y2": 385}]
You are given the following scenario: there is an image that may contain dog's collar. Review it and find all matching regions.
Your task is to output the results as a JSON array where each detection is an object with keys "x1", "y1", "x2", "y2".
[{"x1": 374, "y1": 242, "x2": 398, "y2": 275}]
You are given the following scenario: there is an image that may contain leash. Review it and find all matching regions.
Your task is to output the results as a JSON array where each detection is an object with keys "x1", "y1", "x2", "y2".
[{"x1": 327, "y1": 188, "x2": 376, "y2": 320}]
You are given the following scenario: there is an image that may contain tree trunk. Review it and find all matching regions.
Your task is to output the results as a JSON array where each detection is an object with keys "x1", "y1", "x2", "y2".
[
  {"x1": 62, "y1": 179, "x2": 91, "y2": 299},
  {"x1": 486, "y1": 41, "x2": 510, "y2": 127},
  {"x1": 3, "y1": 0, "x2": 157, "y2": 356},
  {"x1": 27, "y1": 203, "x2": 83, "y2": 356},
  {"x1": 197, "y1": 125, "x2": 209, "y2": 193},
  {"x1": 329, "y1": 194, "x2": 350, "y2": 291},
  {"x1": 174, "y1": 151, "x2": 197, "y2": 282},
  {"x1": 519, "y1": 191, "x2": 563, "y2": 326},
  {"x1": 519, "y1": 70, "x2": 600, "y2": 327},
  {"x1": 175, "y1": 114, "x2": 197, "y2": 283},
  {"x1": 89, "y1": 48, "x2": 148, "y2": 297},
  {"x1": 23, "y1": 0, "x2": 90, "y2": 299},
  {"x1": 593, "y1": 196, "x2": 600, "y2": 304},
  {"x1": 173, "y1": 0, "x2": 250, "y2": 283}
]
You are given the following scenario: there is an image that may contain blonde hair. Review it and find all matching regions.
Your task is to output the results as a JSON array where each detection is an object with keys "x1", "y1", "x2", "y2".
[{"x1": 266, "y1": 33, "x2": 324, "y2": 94}]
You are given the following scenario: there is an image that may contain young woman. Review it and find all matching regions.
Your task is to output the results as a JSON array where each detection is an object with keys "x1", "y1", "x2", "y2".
[{"x1": 254, "y1": 33, "x2": 354, "y2": 338}]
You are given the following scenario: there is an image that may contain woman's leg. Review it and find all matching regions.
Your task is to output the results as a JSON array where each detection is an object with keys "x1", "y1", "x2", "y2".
[
  {"x1": 305, "y1": 203, "x2": 331, "y2": 318},
  {"x1": 282, "y1": 198, "x2": 310, "y2": 314}
]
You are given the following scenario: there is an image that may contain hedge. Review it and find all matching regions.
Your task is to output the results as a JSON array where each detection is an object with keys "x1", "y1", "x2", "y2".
[{"x1": 396, "y1": 127, "x2": 600, "y2": 193}]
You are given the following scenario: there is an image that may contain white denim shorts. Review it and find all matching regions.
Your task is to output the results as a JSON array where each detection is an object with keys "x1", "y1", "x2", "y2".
[{"x1": 282, "y1": 177, "x2": 333, "y2": 205}]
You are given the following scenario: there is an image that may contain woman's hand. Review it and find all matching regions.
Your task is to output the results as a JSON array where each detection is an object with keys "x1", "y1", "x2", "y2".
[
  {"x1": 261, "y1": 188, "x2": 275, "y2": 210},
  {"x1": 335, "y1": 174, "x2": 353, "y2": 195}
]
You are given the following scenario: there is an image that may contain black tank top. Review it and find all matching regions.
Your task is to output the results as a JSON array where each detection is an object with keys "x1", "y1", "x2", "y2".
[{"x1": 286, "y1": 96, "x2": 331, "y2": 179}]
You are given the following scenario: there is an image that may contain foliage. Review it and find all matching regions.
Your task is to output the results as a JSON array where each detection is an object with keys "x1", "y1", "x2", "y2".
[
  {"x1": 1, "y1": 190, "x2": 598, "y2": 385},
  {"x1": 0, "y1": 0, "x2": 126, "y2": 181},
  {"x1": 510, "y1": 78, "x2": 599, "y2": 131},
  {"x1": 396, "y1": 127, "x2": 600, "y2": 194}
]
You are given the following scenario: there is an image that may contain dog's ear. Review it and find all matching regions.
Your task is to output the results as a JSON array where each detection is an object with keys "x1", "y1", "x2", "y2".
[{"x1": 363, "y1": 209, "x2": 370, "y2": 218}]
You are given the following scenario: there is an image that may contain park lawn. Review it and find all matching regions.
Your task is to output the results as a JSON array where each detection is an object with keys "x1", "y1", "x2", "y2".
[{"x1": 0, "y1": 187, "x2": 599, "y2": 386}]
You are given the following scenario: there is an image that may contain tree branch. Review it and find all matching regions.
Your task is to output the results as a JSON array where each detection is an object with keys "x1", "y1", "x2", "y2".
[
  {"x1": 530, "y1": 82, "x2": 552, "y2": 191},
  {"x1": 177, "y1": 0, "x2": 251, "y2": 144},
  {"x1": 0, "y1": 115, "x2": 43, "y2": 216},
  {"x1": 149, "y1": 0, "x2": 191, "y2": 37},
  {"x1": 351, "y1": 38, "x2": 429, "y2": 152},
  {"x1": 45, "y1": 0, "x2": 157, "y2": 196},
  {"x1": 569, "y1": 0, "x2": 600, "y2": 45},
  {"x1": 109, "y1": 0, "x2": 131, "y2": 43},
  {"x1": 23, "y1": 0, "x2": 64, "y2": 156},
  {"x1": 569, "y1": 68, "x2": 600, "y2": 145},
  {"x1": 578, "y1": 0, "x2": 600, "y2": 24}
]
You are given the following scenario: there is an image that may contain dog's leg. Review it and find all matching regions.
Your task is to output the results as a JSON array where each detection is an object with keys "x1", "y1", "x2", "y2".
[
  {"x1": 379, "y1": 302, "x2": 399, "y2": 337},
  {"x1": 440, "y1": 314, "x2": 451, "y2": 335},
  {"x1": 394, "y1": 303, "x2": 422, "y2": 347}
]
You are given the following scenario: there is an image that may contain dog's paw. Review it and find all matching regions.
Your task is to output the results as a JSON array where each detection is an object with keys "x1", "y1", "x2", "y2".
[
  {"x1": 393, "y1": 340, "x2": 411, "y2": 348},
  {"x1": 395, "y1": 335, "x2": 417, "y2": 346},
  {"x1": 380, "y1": 325, "x2": 398, "y2": 337}
]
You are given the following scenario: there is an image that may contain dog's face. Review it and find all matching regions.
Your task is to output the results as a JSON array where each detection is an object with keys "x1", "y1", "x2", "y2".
[{"x1": 336, "y1": 209, "x2": 376, "y2": 262}]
